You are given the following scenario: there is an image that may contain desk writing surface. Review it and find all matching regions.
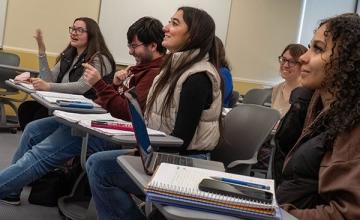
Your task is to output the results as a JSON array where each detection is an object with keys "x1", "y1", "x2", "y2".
[
  {"x1": 117, "y1": 155, "x2": 150, "y2": 193},
  {"x1": 5, "y1": 79, "x2": 35, "y2": 94},
  {"x1": 31, "y1": 93, "x2": 107, "y2": 114},
  {"x1": 117, "y1": 155, "x2": 298, "y2": 220},
  {"x1": 0, "y1": 64, "x2": 39, "y2": 75},
  {"x1": 54, "y1": 116, "x2": 183, "y2": 148}
]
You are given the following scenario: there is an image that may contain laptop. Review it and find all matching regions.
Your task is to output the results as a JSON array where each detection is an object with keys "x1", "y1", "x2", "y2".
[{"x1": 124, "y1": 88, "x2": 225, "y2": 175}]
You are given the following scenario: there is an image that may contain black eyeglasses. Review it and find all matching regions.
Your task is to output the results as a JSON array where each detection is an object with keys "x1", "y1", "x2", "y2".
[
  {"x1": 69, "y1": 26, "x2": 87, "y2": 34},
  {"x1": 127, "y1": 43, "x2": 144, "y2": 50},
  {"x1": 278, "y1": 56, "x2": 299, "y2": 67}
]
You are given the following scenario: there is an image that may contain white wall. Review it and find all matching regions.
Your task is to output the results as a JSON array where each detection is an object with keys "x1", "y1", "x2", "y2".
[
  {"x1": 298, "y1": 0, "x2": 356, "y2": 46},
  {"x1": 227, "y1": 0, "x2": 303, "y2": 85},
  {"x1": 99, "y1": 0, "x2": 232, "y2": 65}
]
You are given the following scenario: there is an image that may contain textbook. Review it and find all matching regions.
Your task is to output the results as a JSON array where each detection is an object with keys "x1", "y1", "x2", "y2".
[
  {"x1": 146, "y1": 163, "x2": 282, "y2": 220},
  {"x1": 53, "y1": 110, "x2": 165, "y2": 136}
]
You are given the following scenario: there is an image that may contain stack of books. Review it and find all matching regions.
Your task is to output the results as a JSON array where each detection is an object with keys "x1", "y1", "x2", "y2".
[{"x1": 146, "y1": 163, "x2": 281, "y2": 219}]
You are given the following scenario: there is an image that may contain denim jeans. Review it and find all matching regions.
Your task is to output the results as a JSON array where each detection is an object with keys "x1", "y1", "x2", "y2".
[
  {"x1": 86, "y1": 150, "x2": 210, "y2": 220},
  {"x1": 0, "y1": 116, "x2": 120, "y2": 199}
]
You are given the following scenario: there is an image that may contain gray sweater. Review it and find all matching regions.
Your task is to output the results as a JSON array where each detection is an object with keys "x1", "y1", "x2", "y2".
[{"x1": 39, "y1": 54, "x2": 113, "y2": 94}]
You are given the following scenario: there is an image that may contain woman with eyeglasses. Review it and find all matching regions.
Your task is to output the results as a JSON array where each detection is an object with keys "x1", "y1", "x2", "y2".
[
  {"x1": 254, "y1": 44, "x2": 308, "y2": 170},
  {"x1": 275, "y1": 13, "x2": 360, "y2": 220},
  {"x1": 272, "y1": 44, "x2": 307, "y2": 117},
  {"x1": 17, "y1": 17, "x2": 115, "y2": 130}
]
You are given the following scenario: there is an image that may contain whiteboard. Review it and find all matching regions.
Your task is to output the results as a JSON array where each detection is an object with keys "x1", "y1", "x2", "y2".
[
  {"x1": 0, "y1": 0, "x2": 7, "y2": 48},
  {"x1": 99, "y1": 0, "x2": 232, "y2": 65}
]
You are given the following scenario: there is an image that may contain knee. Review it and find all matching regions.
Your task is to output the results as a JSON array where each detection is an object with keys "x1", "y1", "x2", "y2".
[{"x1": 86, "y1": 154, "x2": 103, "y2": 181}]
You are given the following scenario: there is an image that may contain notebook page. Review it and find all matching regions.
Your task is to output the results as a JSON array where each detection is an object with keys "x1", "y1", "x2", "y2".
[
  {"x1": 53, "y1": 110, "x2": 113, "y2": 123},
  {"x1": 36, "y1": 91, "x2": 100, "y2": 107},
  {"x1": 147, "y1": 163, "x2": 277, "y2": 210}
]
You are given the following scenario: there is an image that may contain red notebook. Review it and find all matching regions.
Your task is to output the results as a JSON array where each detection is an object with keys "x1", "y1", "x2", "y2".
[{"x1": 90, "y1": 120, "x2": 134, "y2": 132}]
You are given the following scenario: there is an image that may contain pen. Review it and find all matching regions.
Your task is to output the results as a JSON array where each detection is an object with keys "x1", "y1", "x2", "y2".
[{"x1": 210, "y1": 176, "x2": 270, "y2": 190}]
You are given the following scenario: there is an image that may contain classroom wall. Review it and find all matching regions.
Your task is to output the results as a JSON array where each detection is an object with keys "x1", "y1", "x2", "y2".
[
  {"x1": 4, "y1": 0, "x2": 100, "y2": 56},
  {"x1": 227, "y1": 0, "x2": 302, "y2": 93},
  {"x1": 2, "y1": 0, "x2": 303, "y2": 96}
]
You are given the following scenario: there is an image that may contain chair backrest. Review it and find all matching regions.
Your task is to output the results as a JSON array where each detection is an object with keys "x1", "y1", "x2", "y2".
[
  {"x1": 0, "y1": 51, "x2": 21, "y2": 93},
  {"x1": 211, "y1": 104, "x2": 280, "y2": 174},
  {"x1": 242, "y1": 88, "x2": 272, "y2": 106},
  {"x1": 228, "y1": 90, "x2": 240, "y2": 108}
]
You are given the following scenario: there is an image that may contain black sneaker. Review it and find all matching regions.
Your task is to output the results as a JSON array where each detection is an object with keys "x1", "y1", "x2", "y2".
[{"x1": 0, "y1": 196, "x2": 21, "y2": 206}]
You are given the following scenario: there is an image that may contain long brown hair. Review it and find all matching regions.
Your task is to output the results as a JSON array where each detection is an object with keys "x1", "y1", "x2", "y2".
[
  {"x1": 145, "y1": 7, "x2": 220, "y2": 119},
  {"x1": 57, "y1": 17, "x2": 115, "y2": 76}
]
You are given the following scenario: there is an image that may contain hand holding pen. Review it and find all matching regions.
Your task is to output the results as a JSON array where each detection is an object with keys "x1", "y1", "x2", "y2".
[
  {"x1": 82, "y1": 52, "x2": 101, "y2": 86},
  {"x1": 113, "y1": 66, "x2": 132, "y2": 86},
  {"x1": 30, "y1": 77, "x2": 50, "y2": 91}
]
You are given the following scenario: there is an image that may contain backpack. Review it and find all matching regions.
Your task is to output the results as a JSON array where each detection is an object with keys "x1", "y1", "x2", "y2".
[{"x1": 28, "y1": 157, "x2": 83, "y2": 207}]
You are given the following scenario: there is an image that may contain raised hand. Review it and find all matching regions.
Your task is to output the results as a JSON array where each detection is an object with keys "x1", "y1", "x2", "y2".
[
  {"x1": 34, "y1": 29, "x2": 46, "y2": 54},
  {"x1": 113, "y1": 66, "x2": 132, "y2": 86}
]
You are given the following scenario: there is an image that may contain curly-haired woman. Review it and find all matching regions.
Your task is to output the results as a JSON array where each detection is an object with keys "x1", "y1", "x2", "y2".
[{"x1": 275, "y1": 13, "x2": 360, "y2": 220}]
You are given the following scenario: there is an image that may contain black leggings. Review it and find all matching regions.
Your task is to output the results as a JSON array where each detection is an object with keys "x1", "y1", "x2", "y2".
[{"x1": 18, "y1": 101, "x2": 49, "y2": 130}]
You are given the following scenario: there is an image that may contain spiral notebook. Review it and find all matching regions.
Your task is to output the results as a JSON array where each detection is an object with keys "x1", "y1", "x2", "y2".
[{"x1": 146, "y1": 163, "x2": 281, "y2": 220}]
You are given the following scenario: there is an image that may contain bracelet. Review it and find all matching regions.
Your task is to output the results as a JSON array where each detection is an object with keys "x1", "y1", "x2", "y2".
[{"x1": 38, "y1": 53, "x2": 46, "y2": 58}]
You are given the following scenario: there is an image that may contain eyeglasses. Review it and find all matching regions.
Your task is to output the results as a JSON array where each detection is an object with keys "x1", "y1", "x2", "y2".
[
  {"x1": 127, "y1": 43, "x2": 144, "y2": 50},
  {"x1": 69, "y1": 26, "x2": 87, "y2": 34},
  {"x1": 278, "y1": 56, "x2": 299, "y2": 67}
]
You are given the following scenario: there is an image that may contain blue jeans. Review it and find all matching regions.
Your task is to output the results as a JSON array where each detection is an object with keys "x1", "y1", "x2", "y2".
[
  {"x1": 0, "y1": 116, "x2": 120, "y2": 199},
  {"x1": 86, "y1": 151, "x2": 209, "y2": 220}
]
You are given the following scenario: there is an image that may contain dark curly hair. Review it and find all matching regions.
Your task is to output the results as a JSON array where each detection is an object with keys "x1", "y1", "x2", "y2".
[{"x1": 312, "y1": 13, "x2": 360, "y2": 146}]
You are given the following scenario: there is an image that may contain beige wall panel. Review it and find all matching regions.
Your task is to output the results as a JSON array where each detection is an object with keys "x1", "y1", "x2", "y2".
[
  {"x1": 3, "y1": 0, "x2": 100, "y2": 55},
  {"x1": 226, "y1": 0, "x2": 302, "y2": 85}
]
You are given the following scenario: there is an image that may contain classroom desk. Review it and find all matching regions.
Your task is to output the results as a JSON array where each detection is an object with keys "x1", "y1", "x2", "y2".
[
  {"x1": 55, "y1": 116, "x2": 183, "y2": 220},
  {"x1": 5, "y1": 79, "x2": 36, "y2": 94},
  {"x1": 117, "y1": 155, "x2": 298, "y2": 220},
  {"x1": 0, "y1": 63, "x2": 39, "y2": 75},
  {"x1": 55, "y1": 116, "x2": 183, "y2": 148},
  {"x1": 54, "y1": 116, "x2": 183, "y2": 168},
  {"x1": 31, "y1": 93, "x2": 107, "y2": 114}
]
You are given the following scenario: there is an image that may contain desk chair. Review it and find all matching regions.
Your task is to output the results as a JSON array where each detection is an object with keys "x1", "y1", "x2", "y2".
[
  {"x1": 242, "y1": 88, "x2": 272, "y2": 107},
  {"x1": 0, "y1": 51, "x2": 25, "y2": 131},
  {"x1": 211, "y1": 104, "x2": 280, "y2": 176}
]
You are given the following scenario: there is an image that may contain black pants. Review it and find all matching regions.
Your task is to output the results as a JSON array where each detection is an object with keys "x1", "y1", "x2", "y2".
[{"x1": 18, "y1": 101, "x2": 49, "y2": 130}]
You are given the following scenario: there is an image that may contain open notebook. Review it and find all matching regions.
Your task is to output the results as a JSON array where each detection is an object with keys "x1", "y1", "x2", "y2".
[
  {"x1": 36, "y1": 91, "x2": 100, "y2": 107},
  {"x1": 9, "y1": 78, "x2": 35, "y2": 90},
  {"x1": 146, "y1": 163, "x2": 281, "y2": 220}
]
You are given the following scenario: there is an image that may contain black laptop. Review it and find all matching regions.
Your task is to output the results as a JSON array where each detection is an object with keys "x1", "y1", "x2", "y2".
[{"x1": 124, "y1": 88, "x2": 225, "y2": 175}]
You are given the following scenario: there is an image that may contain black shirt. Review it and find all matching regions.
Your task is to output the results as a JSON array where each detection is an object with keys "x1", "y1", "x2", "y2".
[{"x1": 171, "y1": 72, "x2": 213, "y2": 152}]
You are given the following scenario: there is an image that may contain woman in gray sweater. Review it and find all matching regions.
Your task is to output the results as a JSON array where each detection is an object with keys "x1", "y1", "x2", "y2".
[{"x1": 18, "y1": 17, "x2": 115, "y2": 130}]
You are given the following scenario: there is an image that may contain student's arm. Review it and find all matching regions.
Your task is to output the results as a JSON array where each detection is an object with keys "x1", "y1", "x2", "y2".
[
  {"x1": 171, "y1": 72, "x2": 212, "y2": 151},
  {"x1": 49, "y1": 55, "x2": 113, "y2": 94},
  {"x1": 38, "y1": 54, "x2": 58, "y2": 81}
]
